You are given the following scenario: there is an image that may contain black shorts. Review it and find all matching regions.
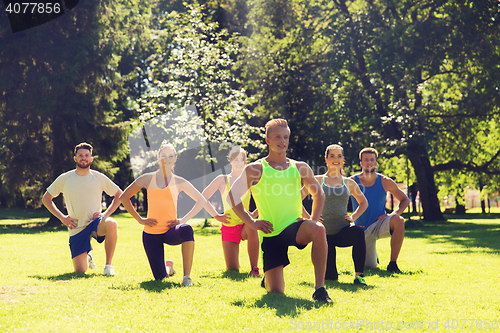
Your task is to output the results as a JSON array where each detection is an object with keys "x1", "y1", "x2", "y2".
[{"x1": 261, "y1": 220, "x2": 307, "y2": 272}]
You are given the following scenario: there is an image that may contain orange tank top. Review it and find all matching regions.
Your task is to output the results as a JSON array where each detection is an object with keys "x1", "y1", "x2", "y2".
[{"x1": 144, "y1": 172, "x2": 179, "y2": 234}]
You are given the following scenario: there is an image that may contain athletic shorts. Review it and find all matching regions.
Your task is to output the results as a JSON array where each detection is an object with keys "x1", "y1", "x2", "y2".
[
  {"x1": 221, "y1": 224, "x2": 244, "y2": 244},
  {"x1": 261, "y1": 220, "x2": 306, "y2": 272},
  {"x1": 364, "y1": 215, "x2": 392, "y2": 268},
  {"x1": 69, "y1": 217, "x2": 105, "y2": 259}
]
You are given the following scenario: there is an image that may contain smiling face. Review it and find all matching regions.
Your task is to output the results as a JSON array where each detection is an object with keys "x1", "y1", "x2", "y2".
[
  {"x1": 230, "y1": 152, "x2": 247, "y2": 171},
  {"x1": 74, "y1": 148, "x2": 93, "y2": 169},
  {"x1": 265, "y1": 125, "x2": 290, "y2": 153},
  {"x1": 325, "y1": 147, "x2": 344, "y2": 170},
  {"x1": 157, "y1": 145, "x2": 177, "y2": 171},
  {"x1": 360, "y1": 152, "x2": 378, "y2": 173}
]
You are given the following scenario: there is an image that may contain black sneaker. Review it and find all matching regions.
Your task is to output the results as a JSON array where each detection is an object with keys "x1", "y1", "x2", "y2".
[
  {"x1": 312, "y1": 287, "x2": 332, "y2": 303},
  {"x1": 387, "y1": 262, "x2": 402, "y2": 273},
  {"x1": 353, "y1": 274, "x2": 367, "y2": 286}
]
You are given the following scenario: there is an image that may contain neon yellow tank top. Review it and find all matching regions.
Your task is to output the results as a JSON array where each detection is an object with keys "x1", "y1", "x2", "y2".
[
  {"x1": 252, "y1": 159, "x2": 302, "y2": 237},
  {"x1": 222, "y1": 176, "x2": 251, "y2": 227}
]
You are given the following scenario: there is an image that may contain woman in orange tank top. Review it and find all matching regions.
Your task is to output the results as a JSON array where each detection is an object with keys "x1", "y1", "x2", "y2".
[{"x1": 120, "y1": 144, "x2": 207, "y2": 285}]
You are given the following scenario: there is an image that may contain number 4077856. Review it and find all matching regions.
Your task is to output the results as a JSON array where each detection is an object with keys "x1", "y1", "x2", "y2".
[{"x1": 5, "y1": 2, "x2": 61, "y2": 14}]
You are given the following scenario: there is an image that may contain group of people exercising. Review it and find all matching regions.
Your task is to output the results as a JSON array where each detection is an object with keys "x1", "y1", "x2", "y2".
[{"x1": 42, "y1": 118, "x2": 409, "y2": 303}]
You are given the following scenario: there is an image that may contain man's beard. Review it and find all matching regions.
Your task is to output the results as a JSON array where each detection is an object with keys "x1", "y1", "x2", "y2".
[
  {"x1": 364, "y1": 167, "x2": 376, "y2": 173},
  {"x1": 77, "y1": 161, "x2": 90, "y2": 169}
]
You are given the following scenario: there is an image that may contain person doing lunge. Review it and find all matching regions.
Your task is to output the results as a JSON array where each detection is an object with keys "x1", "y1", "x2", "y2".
[
  {"x1": 120, "y1": 144, "x2": 206, "y2": 286},
  {"x1": 227, "y1": 119, "x2": 332, "y2": 303},
  {"x1": 302, "y1": 144, "x2": 368, "y2": 285},
  {"x1": 42, "y1": 143, "x2": 121, "y2": 276},
  {"x1": 351, "y1": 147, "x2": 409, "y2": 273},
  {"x1": 202, "y1": 146, "x2": 261, "y2": 277}
]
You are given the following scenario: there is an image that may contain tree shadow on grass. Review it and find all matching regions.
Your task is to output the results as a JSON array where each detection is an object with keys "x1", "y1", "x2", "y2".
[
  {"x1": 199, "y1": 269, "x2": 253, "y2": 281},
  {"x1": 30, "y1": 272, "x2": 100, "y2": 281},
  {"x1": 232, "y1": 292, "x2": 327, "y2": 318},
  {"x1": 299, "y1": 280, "x2": 376, "y2": 292},
  {"x1": 0, "y1": 223, "x2": 66, "y2": 235},
  {"x1": 139, "y1": 279, "x2": 181, "y2": 292},
  {"x1": 221, "y1": 270, "x2": 252, "y2": 281},
  {"x1": 405, "y1": 217, "x2": 500, "y2": 255},
  {"x1": 363, "y1": 267, "x2": 425, "y2": 278}
]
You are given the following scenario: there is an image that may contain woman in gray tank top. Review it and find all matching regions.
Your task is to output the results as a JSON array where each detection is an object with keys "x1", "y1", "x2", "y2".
[{"x1": 303, "y1": 144, "x2": 369, "y2": 285}]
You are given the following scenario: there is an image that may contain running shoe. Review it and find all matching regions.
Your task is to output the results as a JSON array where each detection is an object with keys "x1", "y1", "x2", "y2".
[
  {"x1": 88, "y1": 251, "x2": 97, "y2": 269},
  {"x1": 182, "y1": 275, "x2": 193, "y2": 287},
  {"x1": 103, "y1": 264, "x2": 115, "y2": 276},
  {"x1": 166, "y1": 260, "x2": 176, "y2": 277},
  {"x1": 354, "y1": 274, "x2": 367, "y2": 286},
  {"x1": 312, "y1": 286, "x2": 332, "y2": 303},
  {"x1": 249, "y1": 266, "x2": 261, "y2": 277}
]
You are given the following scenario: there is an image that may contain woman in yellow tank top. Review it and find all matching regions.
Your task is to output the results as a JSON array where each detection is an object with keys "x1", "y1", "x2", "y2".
[
  {"x1": 202, "y1": 146, "x2": 261, "y2": 277},
  {"x1": 120, "y1": 144, "x2": 207, "y2": 285}
]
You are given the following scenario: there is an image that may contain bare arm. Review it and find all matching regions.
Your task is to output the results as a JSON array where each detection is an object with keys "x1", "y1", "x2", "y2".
[
  {"x1": 201, "y1": 175, "x2": 230, "y2": 223},
  {"x1": 101, "y1": 189, "x2": 123, "y2": 218},
  {"x1": 119, "y1": 175, "x2": 157, "y2": 227},
  {"x1": 345, "y1": 178, "x2": 368, "y2": 222},
  {"x1": 297, "y1": 162, "x2": 325, "y2": 221},
  {"x1": 227, "y1": 163, "x2": 273, "y2": 233},
  {"x1": 42, "y1": 192, "x2": 78, "y2": 229},
  {"x1": 177, "y1": 178, "x2": 207, "y2": 225},
  {"x1": 382, "y1": 176, "x2": 410, "y2": 216}
]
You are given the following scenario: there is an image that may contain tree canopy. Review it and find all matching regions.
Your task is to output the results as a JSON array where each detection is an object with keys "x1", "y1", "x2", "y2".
[{"x1": 0, "y1": 0, "x2": 499, "y2": 222}]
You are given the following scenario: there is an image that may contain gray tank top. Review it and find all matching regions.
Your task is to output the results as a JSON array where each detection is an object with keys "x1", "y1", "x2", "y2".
[{"x1": 321, "y1": 176, "x2": 351, "y2": 235}]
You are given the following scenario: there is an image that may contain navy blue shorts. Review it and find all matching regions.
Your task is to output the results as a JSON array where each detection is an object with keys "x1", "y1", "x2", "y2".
[
  {"x1": 69, "y1": 217, "x2": 105, "y2": 259},
  {"x1": 261, "y1": 220, "x2": 306, "y2": 272}
]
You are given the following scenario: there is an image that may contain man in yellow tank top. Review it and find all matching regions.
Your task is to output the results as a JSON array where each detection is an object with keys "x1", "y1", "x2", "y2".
[{"x1": 227, "y1": 119, "x2": 332, "y2": 303}]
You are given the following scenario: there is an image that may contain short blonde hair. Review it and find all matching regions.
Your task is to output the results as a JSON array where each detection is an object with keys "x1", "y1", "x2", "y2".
[
  {"x1": 359, "y1": 147, "x2": 378, "y2": 160},
  {"x1": 227, "y1": 146, "x2": 247, "y2": 162},
  {"x1": 265, "y1": 118, "x2": 289, "y2": 137}
]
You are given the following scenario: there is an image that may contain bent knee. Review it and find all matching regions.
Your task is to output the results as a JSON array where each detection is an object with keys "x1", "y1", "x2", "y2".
[
  {"x1": 391, "y1": 215, "x2": 405, "y2": 228},
  {"x1": 180, "y1": 223, "x2": 194, "y2": 241},
  {"x1": 311, "y1": 221, "x2": 326, "y2": 234},
  {"x1": 104, "y1": 217, "x2": 118, "y2": 227}
]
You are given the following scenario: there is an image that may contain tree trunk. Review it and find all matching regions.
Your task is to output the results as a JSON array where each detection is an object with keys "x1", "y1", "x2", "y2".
[
  {"x1": 44, "y1": 114, "x2": 69, "y2": 228},
  {"x1": 407, "y1": 143, "x2": 445, "y2": 221},
  {"x1": 455, "y1": 204, "x2": 466, "y2": 214}
]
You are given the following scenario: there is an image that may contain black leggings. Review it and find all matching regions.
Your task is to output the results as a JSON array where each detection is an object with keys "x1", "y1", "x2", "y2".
[
  {"x1": 325, "y1": 225, "x2": 366, "y2": 280},
  {"x1": 142, "y1": 224, "x2": 194, "y2": 280}
]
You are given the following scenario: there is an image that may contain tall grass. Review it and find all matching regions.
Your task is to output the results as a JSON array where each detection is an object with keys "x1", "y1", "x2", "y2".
[{"x1": 1, "y1": 213, "x2": 499, "y2": 332}]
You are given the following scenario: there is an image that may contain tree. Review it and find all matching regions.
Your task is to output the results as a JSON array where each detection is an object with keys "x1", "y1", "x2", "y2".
[
  {"x1": 135, "y1": 4, "x2": 264, "y2": 157},
  {"x1": 238, "y1": 0, "x2": 500, "y2": 221},
  {"x1": 0, "y1": 0, "x2": 134, "y2": 219}
]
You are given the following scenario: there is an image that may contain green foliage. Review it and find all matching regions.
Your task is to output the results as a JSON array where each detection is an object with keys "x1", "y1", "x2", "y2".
[
  {"x1": 236, "y1": 0, "x2": 500, "y2": 220},
  {"x1": 0, "y1": 0, "x2": 153, "y2": 208},
  {"x1": 135, "y1": 4, "x2": 264, "y2": 157}
]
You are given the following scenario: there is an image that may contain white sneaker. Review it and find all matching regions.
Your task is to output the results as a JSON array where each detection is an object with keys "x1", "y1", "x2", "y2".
[
  {"x1": 182, "y1": 275, "x2": 193, "y2": 287},
  {"x1": 103, "y1": 264, "x2": 115, "y2": 276},
  {"x1": 166, "y1": 260, "x2": 176, "y2": 277},
  {"x1": 88, "y1": 251, "x2": 97, "y2": 269}
]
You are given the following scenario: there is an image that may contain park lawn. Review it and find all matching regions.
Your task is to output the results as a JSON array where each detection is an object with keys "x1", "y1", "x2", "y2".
[{"x1": 0, "y1": 213, "x2": 499, "y2": 332}]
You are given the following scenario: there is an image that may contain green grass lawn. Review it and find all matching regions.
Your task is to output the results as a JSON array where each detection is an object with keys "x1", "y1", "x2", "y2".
[{"x1": 1, "y1": 212, "x2": 499, "y2": 332}]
